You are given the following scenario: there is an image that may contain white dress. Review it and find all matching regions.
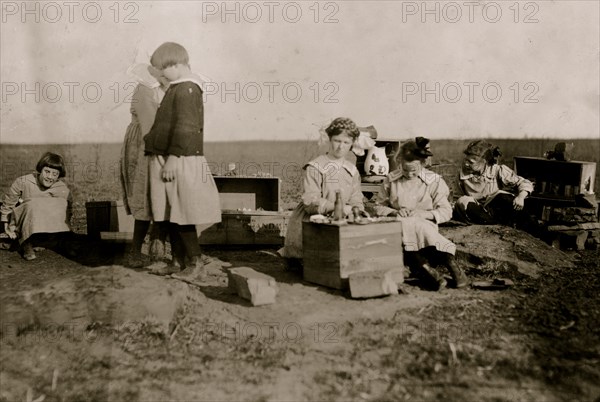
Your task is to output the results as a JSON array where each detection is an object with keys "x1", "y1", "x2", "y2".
[{"x1": 373, "y1": 168, "x2": 456, "y2": 255}]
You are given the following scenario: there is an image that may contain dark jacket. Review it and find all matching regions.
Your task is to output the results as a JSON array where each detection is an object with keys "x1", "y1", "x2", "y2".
[{"x1": 144, "y1": 81, "x2": 204, "y2": 156}]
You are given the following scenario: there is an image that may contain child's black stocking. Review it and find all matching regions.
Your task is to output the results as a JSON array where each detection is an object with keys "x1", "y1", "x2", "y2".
[
  {"x1": 168, "y1": 223, "x2": 186, "y2": 266},
  {"x1": 178, "y1": 224, "x2": 201, "y2": 258},
  {"x1": 132, "y1": 219, "x2": 150, "y2": 253}
]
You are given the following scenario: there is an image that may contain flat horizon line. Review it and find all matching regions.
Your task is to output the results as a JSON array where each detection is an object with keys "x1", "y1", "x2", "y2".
[{"x1": 2, "y1": 137, "x2": 599, "y2": 146}]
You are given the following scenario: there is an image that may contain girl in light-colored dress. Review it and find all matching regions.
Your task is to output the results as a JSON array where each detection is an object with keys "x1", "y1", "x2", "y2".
[
  {"x1": 1, "y1": 152, "x2": 72, "y2": 261},
  {"x1": 373, "y1": 138, "x2": 468, "y2": 290},
  {"x1": 454, "y1": 140, "x2": 533, "y2": 225},
  {"x1": 282, "y1": 117, "x2": 367, "y2": 265},
  {"x1": 119, "y1": 63, "x2": 169, "y2": 267},
  {"x1": 144, "y1": 42, "x2": 221, "y2": 282}
]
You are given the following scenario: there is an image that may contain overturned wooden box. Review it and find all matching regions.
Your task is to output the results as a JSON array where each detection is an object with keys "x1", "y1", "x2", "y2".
[
  {"x1": 302, "y1": 221, "x2": 404, "y2": 290},
  {"x1": 213, "y1": 176, "x2": 280, "y2": 211},
  {"x1": 514, "y1": 157, "x2": 596, "y2": 198},
  {"x1": 199, "y1": 176, "x2": 286, "y2": 245},
  {"x1": 85, "y1": 200, "x2": 134, "y2": 239}
]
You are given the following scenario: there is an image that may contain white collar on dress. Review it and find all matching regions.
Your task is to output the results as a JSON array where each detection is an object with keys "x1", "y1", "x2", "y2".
[
  {"x1": 169, "y1": 73, "x2": 213, "y2": 92},
  {"x1": 388, "y1": 167, "x2": 439, "y2": 185},
  {"x1": 459, "y1": 164, "x2": 497, "y2": 180}
]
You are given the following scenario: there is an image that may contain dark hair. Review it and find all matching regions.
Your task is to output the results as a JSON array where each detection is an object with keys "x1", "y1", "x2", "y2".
[
  {"x1": 325, "y1": 117, "x2": 360, "y2": 141},
  {"x1": 150, "y1": 42, "x2": 190, "y2": 70},
  {"x1": 36, "y1": 152, "x2": 66, "y2": 178},
  {"x1": 396, "y1": 137, "x2": 433, "y2": 163},
  {"x1": 464, "y1": 140, "x2": 501, "y2": 165}
]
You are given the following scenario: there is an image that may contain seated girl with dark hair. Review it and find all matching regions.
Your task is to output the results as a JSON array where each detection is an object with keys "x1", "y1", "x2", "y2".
[
  {"x1": 1, "y1": 152, "x2": 73, "y2": 260},
  {"x1": 372, "y1": 138, "x2": 468, "y2": 290}
]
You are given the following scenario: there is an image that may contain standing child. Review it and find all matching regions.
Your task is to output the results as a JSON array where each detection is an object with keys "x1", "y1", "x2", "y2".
[
  {"x1": 144, "y1": 42, "x2": 221, "y2": 282},
  {"x1": 120, "y1": 63, "x2": 169, "y2": 267}
]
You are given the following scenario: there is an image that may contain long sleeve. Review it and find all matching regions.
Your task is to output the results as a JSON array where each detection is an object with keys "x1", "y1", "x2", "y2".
[
  {"x1": 497, "y1": 165, "x2": 534, "y2": 194},
  {"x1": 1, "y1": 176, "x2": 25, "y2": 222},
  {"x1": 428, "y1": 178, "x2": 453, "y2": 224},
  {"x1": 168, "y1": 83, "x2": 204, "y2": 156},
  {"x1": 371, "y1": 178, "x2": 397, "y2": 216},
  {"x1": 456, "y1": 172, "x2": 467, "y2": 197},
  {"x1": 302, "y1": 165, "x2": 334, "y2": 215},
  {"x1": 133, "y1": 85, "x2": 159, "y2": 136},
  {"x1": 348, "y1": 174, "x2": 365, "y2": 210}
]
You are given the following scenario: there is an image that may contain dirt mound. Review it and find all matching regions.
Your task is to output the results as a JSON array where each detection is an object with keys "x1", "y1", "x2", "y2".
[
  {"x1": 441, "y1": 224, "x2": 575, "y2": 279},
  {"x1": 1, "y1": 266, "x2": 195, "y2": 336}
]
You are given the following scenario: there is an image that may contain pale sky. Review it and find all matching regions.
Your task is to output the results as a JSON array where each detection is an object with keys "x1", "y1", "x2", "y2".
[{"x1": 1, "y1": 0, "x2": 599, "y2": 144}]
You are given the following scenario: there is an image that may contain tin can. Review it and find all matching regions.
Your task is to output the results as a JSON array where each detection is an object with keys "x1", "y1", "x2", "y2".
[
  {"x1": 564, "y1": 185, "x2": 573, "y2": 197},
  {"x1": 539, "y1": 181, "x2": 547, "y2": 193}
]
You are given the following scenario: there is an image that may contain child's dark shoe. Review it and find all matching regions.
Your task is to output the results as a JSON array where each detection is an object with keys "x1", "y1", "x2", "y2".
[
  {"x1": 150, "y1": 263, "x2": 181, "y2": 276},
  {"x1": 172, "y1": 256, "x2": 207, "y2": 284}
]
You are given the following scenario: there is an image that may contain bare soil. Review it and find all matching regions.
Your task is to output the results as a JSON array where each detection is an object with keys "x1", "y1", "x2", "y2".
[{"x1": 1, "y1": 235, "x2": 599, "y2": 401}]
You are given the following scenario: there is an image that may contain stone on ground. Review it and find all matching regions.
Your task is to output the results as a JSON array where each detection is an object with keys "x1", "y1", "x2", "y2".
[{"x1": 227, "y1": 267, "x2": 278, "y2": 306}]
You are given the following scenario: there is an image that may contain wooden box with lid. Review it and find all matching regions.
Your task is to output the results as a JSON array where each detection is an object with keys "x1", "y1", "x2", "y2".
[{"x1": 302, "y1": 221, "x2": 404, "y2": 290}]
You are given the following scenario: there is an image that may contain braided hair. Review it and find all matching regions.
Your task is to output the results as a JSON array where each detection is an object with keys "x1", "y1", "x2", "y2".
[{"x1": 325, "y1": 117, "x2": 360, "y2": 141}]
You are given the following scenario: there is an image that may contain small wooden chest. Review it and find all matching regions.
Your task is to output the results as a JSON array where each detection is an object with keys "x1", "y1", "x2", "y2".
[
  {"x1": 302, "y1": 221, "x2": 404, "y2": 290},
  {"x1": 85, "y1": 200, "x2": 134, "y2": 239},
  {"x1": 514, "y1": 157, "x2": 596, "y2": 198},
  {"x1": 200, "y1": 176, "x2": 283, "y2": 245}
]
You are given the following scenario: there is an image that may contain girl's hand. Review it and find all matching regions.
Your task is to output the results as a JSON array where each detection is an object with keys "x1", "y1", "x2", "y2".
[
  {"x1": 4, "y1": 222, "x2": 16, "y2": 240},
  {"x1": 513, "y1": 194, "x2": 526, "y2": 211},
  {"x1": 161, "y1": 156, "x2": 178, "y2": 182},
  {"x1": 391, "y1": 207, "x2": 412, "y2": 218}
]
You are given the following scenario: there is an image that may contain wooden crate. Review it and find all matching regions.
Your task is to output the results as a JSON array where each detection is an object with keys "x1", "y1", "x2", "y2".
[
  {"x1": 514, "y1": 157, "x2": 597, "y2": 198},
  {"x1": 85, "y1": 200, "x2": 134, "y2": 239},
  {"x1": 199, "y1": 210, "x2": 289, "y2": 246},
  {"x1": 200, "y1": 177, "x2": 283, "y2": 245},
  {"x1": 302, "y1": 221, "x2": 404, "y2": 290},
  {"x1": 214, "y1": 176, "x2": 280, "y2": 211}
]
